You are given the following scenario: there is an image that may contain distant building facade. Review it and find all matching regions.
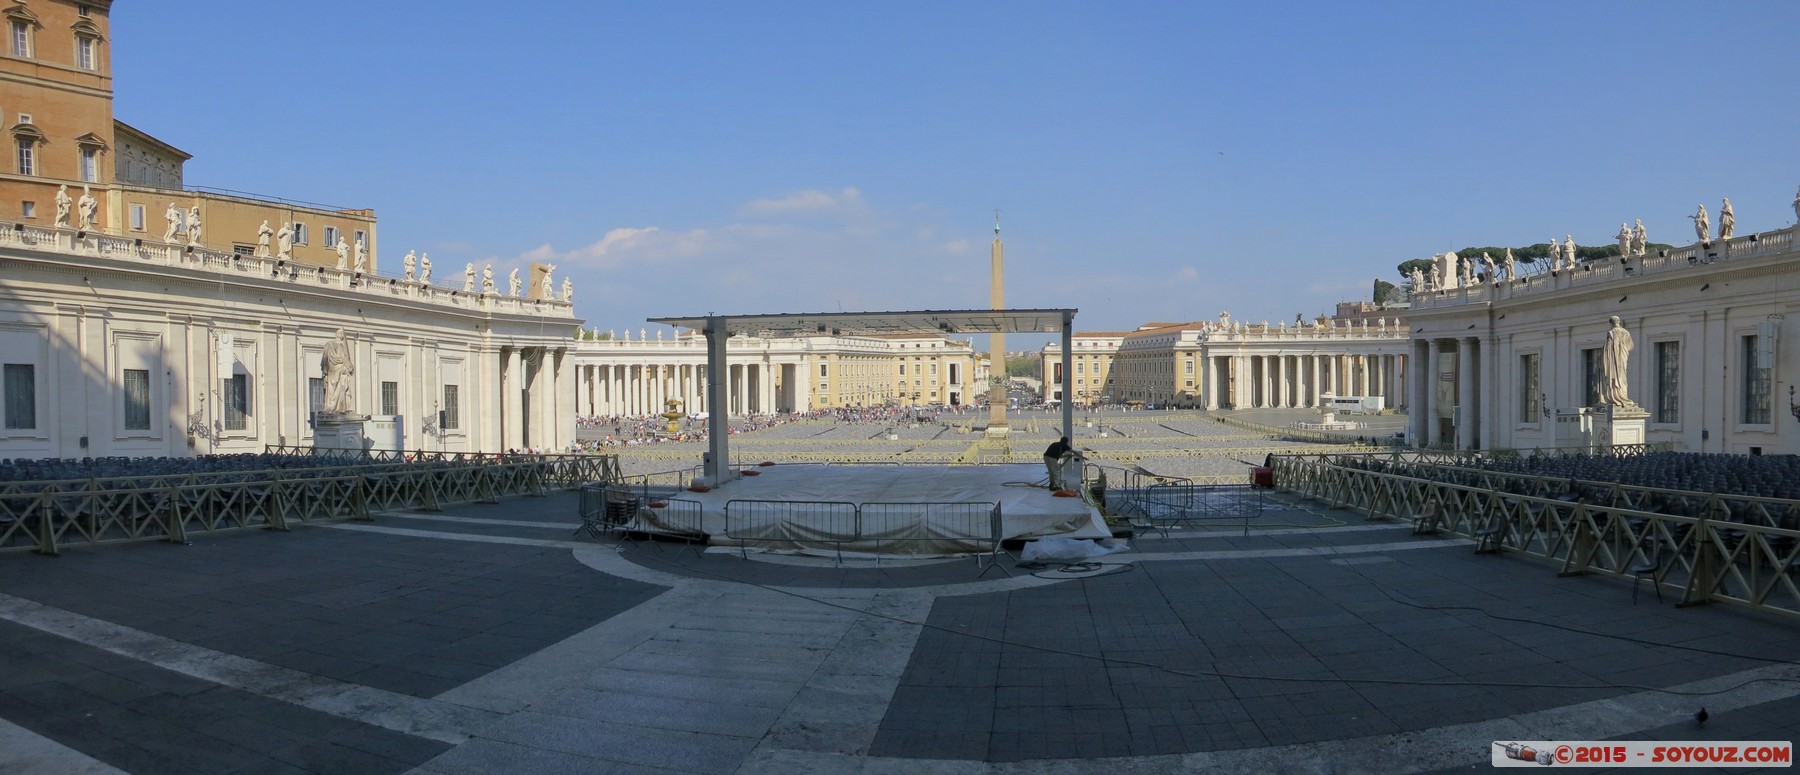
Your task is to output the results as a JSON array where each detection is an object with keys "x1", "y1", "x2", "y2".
[
  {"x1": 0, "y1": 2, "x2": 576, "y2": 459},
  {"x1": 1406, "y1": 202, "x2": 1800, "y2": 454},
  {"x1": 568, "y1": 331, "x2": 975, "y2": 416},
  {"x1": 1040, "y1": 315, "x2": 1411, "y2": 411}
]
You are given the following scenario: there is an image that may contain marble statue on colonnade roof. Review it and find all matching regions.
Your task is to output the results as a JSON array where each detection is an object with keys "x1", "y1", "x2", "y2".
[
  {"x1": 321, "y1": 328, "x2": 355, "y2": 415},
  {"x1": 562, "y1": 276, "x2": 573, "y2": 302},
  {"x1": 1503, "y1": 248, "x2": 1516, "y2": 281},
  {"x1": 1458, "y1": 253, "x2": 1473, "y2": 286},
  {"x1": 1548, "y1": 237, "x2": 1562, "y2": 271},
  {"x1": 1632, "y1": 219, "x2": 1647, "y2": 256},
  {"x1": 1429, "y1": 263, "x2": 1441, "y2": 289},
  {"x1": 463, "y1": 262, "x2": 476, "y2": 292},
  {"x1": 186, "y1": 206, "x2": 202, "y2": 246},
  {"x1": 508, "y1": 268, "x2": 521, "y2": 297},
  {"x1": 540, "y1": 266, "x2": 555, "y2": 299},
  {"x1": 419, "y1": 253, "x2": 432, "y2": 283},
  {"x1": 1690, "y1": 204, "x2": 1710, "y2": 244},
  {"x1": 334, "y1": 238, "x2": 349, "y2": 270},
  {"x1": 256, "y1": 220, "x2": 273, "y2": 257},
  {"x1": 403, "y1": 250, "x2": 416, "y2": 280},
  {"x1": 1480, "y1": 251, "x2": 1496, "y2": 283},
  {"x1": 1409, "y1": 266, "x2": 1424, "y2": 291},
  {"x1": 276, "y1": 222, "x2": 292, "y2": 260},
  {"x1": 1719, "y1": 198, "x2": 1735, "y2": 240},
  {"x1": 353, "y1": 238, "x2": 368, "y2": 272},
  {"x1": 1600, "y1": 315, "x2": 1636, "y2": 408},
  {"x1": 1618, "y1": 222, "x2": 1632, "y2": 256},
  {"x1": 1564, "y1": 236, "x2": 1577, "y2": 268},
  {"x1": 482, "y1": 264, "x2": 496, "y2": 294},
  {"x1": 54, "y1": 185, "x2": 71, "y2": 227},
  {"x1": 163, "y1": 203, "x2": 182, "y2": 243},
  {"x1": 1793, "y1": 186, "x2": 1800, "y2": 225},
  {"x1": 77, "y1": 186, "x2": 96, "y2": 230}
]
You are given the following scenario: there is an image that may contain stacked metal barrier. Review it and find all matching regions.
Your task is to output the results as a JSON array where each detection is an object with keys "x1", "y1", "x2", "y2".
[{"x1": 1269, "y1": 451, "x2": 1800, "y2": 619}]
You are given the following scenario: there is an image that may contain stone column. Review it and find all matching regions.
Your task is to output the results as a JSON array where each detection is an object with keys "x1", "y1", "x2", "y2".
[
  {"x1": 1274, "y1": 355, "x2": 1287, "y2": 408},
  {"x1": 1423, "y1": 340, "x2": 1441, "y2": 446},
  {"x1": 1456, "y1": 338, "x2": 1477, "y2": 450},
  {"x1": 1407, "y1": 343, "x2": 1427, "y2": 445},
  {"x1": 1359, "y1": 355, "x2": 1371, "y2": 397},
  {"x1": 1310, "y1": 355, "x2": 1322, "y2": 407}
]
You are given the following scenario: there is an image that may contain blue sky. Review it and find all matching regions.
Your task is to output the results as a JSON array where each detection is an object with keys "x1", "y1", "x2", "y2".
[{"x1": 113, "y1": 2, "x2": 1800, "y2": 340}]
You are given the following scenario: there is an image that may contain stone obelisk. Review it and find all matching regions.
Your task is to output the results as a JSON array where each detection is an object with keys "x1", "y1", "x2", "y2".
[{"x1": 986, "y1": 213, "x2": 1009, "y2": 436}]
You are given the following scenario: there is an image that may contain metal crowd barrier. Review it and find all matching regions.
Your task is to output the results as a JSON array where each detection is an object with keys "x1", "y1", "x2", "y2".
[
  {"x1": 1, "y1": 452, "x2": 622, "y2": 556},
  {"x1": 658, "y1": 499, "x2": 1011, "y2": 575},
  {"x1": 1268, "y1": 454, "x2": 1800, "y2": 620},
  {"x1": 724, "y1": 500, "x2": 860, "y2": 564},
  {"x1": 576, "y1": 482, "x2": 705, "y2": 554},
  {"x1": 1128, "y1": 483, "x2": 1267, "y2": 537}
]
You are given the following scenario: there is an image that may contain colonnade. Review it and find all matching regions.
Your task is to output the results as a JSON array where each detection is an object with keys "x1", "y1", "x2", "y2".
[
  {"x1": 1205, "y1": 352, "x2": 1408, "y2": 410},
  {"x1": 576, "y1": 362, "x2": 784, "y2": 417},
  {"x1": 1408, "y1": 337, "x2": 1482, "y2": 450}
]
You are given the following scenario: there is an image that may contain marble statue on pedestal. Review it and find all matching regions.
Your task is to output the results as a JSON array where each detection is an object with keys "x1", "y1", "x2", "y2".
[
  {"x1": 508, "y1": 268, "x2": 521, "y2": 297},
  {"x1": 1793, "y1": 186, "x2": 1800, "y2": 225},
  {"x1": 482, "y1": 264, "x2": 496, "y2": 294},
  {"x1": 1600, "y1": 315, "x2": 1636, "y2": 408},
  {"x1": 540, "y1": 265, "x2": 555, "y2": 298},
  {"x1": 186, "y1": 206, "x2": 202, "y2": 246},
  {"x1": 1218, "y1": 311, "x2": 1230, "y2": 328},
  {"x1": 1632, "y1": 219, "x2": 1647, "y2": 256},
  {"x1": 1503, "y1": 248, "x2": 1516, "y2": 281},
  {"x1": 1458, "y1": 253, "x2": 1473, "y2": 286},
  {"x1": 562, "y1": 276, "x2": 573, "y2": 302},
  {"x1": 1480, "y1": 251, "x2": 1496, "y2": 282},
  {"x1": 163, "y1": 203, "x2": 182, "y2": 243},
  {"x1": 403, "y1": 251, "x2": 416, "y2": 281},
  {"x1": 419, "y1": 253, "x2": 432, "y2": 283},
  {"x1": 1690, "y1": 204, "x2": 1709, "y2": 244},
  {"x1": 77, "y1": 186, "x2": 96, "y2": 230},
  {"x1": 353, "y1": 239, "x2": 367, "y2": 272},
  {"x1": 1548, "y1": 237, "x2": 1563, "y2": 271},
  {"x1": 1719, "y1": 198, "x2": 1735, "y2": 240},
  {"x1": 1564, "y1": 236, "x2": 1577, "y2": 268},
  {"x1": 463, "y1": 263, "x2": 476, "y2": 292},
  {"x1": 1409, "y1": 267, "x2": 1424, "y2": 290},
  {"x1": 54, "y1": 185, "x2": 71, "y2": 227},
  {"x1": 656, "y1": 329, "x2": 663, "y2": 340},
  {"x1": 1429, "y1": 263, "x2": 1441, "y2": 289},
  {"x1": 334, "y1": 238, "x2": 349, "y2": 270},
  {"x1": 641, "y1": 328, "x2": 648, "y2": 341},
  {"x1": 256, "y1": 221, "x2": 273, "y2": 257},
  {"x1": 276, "y1": 222, "x2": 293, "y2": 260},
  {"x1": 1617, "y1": 222, "x2": 1632, "y2": 256},
  {"x1": 321, "y1": 329, "x2": 355, "y2": 415}
]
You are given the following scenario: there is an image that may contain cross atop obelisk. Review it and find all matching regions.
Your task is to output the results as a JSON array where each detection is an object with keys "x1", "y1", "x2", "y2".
[{"x1": 987, "y1": 211, "x2": 1009, "y2": 436}]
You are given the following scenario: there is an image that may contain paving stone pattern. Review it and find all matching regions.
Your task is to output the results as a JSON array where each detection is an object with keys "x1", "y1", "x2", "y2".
[{"x1": 0, "y1": 488, "x2": 1795, "y2": 774}]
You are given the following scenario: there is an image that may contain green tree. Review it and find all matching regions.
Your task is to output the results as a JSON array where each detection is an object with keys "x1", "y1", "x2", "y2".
[{"x1": 1005, "y1": 356, "x2": 1038, "y2": 377}]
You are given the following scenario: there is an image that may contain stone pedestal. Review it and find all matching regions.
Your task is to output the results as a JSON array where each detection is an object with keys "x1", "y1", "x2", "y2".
[
  {"x1": 1602, "y1": 404, "x2": 1649, "y2": 447},
  {"x1": 314, "y1": 415, "x2": 371, "y2": 454}
]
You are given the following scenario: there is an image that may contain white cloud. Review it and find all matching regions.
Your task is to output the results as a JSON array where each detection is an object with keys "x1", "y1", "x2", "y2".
[
  {"x1": 943, "y1": 239, "x2": 971, "y2": 255},
  {"x1": 1176, "y1": 266, "x2": 1198, "y2": 280},
  {"x1": 739, "y1": 186, "x2": 864, "y2": 217},
  {"x1": 524, "y1": 226, "x2": 711, "y2": 268}
]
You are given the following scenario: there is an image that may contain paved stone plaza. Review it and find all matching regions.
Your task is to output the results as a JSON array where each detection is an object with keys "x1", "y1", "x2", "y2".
[{"x1": 1, "y1": 482, "x2": 1796, "y2": 774}]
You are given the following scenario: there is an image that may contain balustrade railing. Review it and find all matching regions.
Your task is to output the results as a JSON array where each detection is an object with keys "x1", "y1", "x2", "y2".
[
  {"x1": 1413, "y1": 227, "x2": 1800, "y2": 310},
  {"x1": 5, "y1": 225, "x2": 574, "y2": 317}
]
